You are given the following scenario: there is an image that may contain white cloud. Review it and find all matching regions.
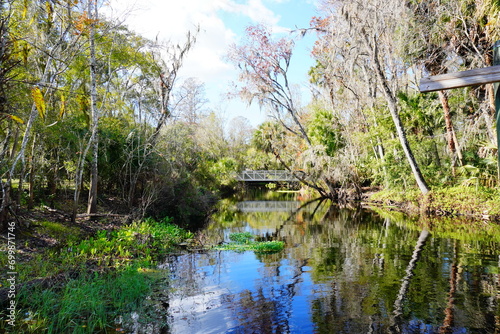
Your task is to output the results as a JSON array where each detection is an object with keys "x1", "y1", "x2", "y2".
[
  {"x1": 105, "y1": 0, "x2": 285, "y2": 66},
  {"x1": 103, "y1": 0, "x2": 296, "y2": 126},
  {"x1": 104, "y1": 1, "x2": 233, "y2": 85},
  {"x1": 220, "y1": 0, "x2": 281, "y2": 27}
]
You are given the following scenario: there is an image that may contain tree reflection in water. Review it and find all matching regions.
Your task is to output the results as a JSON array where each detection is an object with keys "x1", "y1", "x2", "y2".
[{"x1": 164, "y1": 192, "x2": 500, "y2": 333}]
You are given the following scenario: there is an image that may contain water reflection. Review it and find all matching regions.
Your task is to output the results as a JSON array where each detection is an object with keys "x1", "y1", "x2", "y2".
[{"x1": 164, "y1": 191, "x2": 500, "y2": 333}]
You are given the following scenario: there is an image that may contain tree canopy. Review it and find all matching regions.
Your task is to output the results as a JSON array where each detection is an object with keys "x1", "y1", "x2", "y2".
[{"x1": 2, "y1": 0, "x2": 500, "y2": 227}]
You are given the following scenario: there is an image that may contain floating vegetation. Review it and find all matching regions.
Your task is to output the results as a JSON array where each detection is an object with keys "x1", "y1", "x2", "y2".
[{"x1": 214, "y1": 232, "x2": 285, "y2": 254}]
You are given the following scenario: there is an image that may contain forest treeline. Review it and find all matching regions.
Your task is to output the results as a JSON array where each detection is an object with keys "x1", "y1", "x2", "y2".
[
  {"x1": 1, "y1": 0, "x2": 500, "y2": 230},
  {"x1": 0, "y1": 0, "x2": 258, "y2": 229},
  {"x1": 227, "y1": 0, "x2": 500, "y2": 203}
]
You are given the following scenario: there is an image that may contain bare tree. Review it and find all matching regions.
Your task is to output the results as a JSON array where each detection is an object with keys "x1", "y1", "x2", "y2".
[
  {"x1": 123, "y1": 30, "x2": 197, "y2": 210},
  {"x1": 227, "y1": 25, "x2": 311, "y2": 145},
  {"x1": 87, "y1": 0, "x2": 99, "y2": 215},
  {"x1": 228, "y1": 25, "x2": 334, "y2": 198},
  {"x1": 227, "y1": 116, "x2": 254, "y2": 149},
  {"x1": 153, "y1": 29, "x2": 198, "y2": 141},
  {"x1": 173, "y1": 77, "x2": 208, "y2": 125}
]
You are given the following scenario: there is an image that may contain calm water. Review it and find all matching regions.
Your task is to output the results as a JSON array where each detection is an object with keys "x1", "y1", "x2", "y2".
[{"x1": 162, "y1": 190, "x2": 500, "y2": 333}]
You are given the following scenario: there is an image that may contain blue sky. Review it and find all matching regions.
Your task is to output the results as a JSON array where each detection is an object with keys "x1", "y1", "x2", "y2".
[{"x1": 106, "y1": 0, "x2": 320, "y2": 128}]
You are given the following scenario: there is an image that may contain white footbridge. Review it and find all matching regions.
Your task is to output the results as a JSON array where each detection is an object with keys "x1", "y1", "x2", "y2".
[
  {"x1": 237, "y1": 201, "x2": 301, "y2": 212},
  {"x1": 236, "y1": 170, "x2": 304, "y2": 182}
]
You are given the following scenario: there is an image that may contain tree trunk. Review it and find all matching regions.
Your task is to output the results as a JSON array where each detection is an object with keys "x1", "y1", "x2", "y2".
[
  {"x1": 87, "y1": 0, "x2": 99, "y2": 215},
  {"x1": 438, "y1": 90, "x2": 463, "y2": 170},
  {"x1": 488, "y1": 83, "x2": 496, "y2": 116},
  {"x1": 2, "y1": 103, "x2": 38, "y2": 227},
  {"x1": 0, "y1": 181, "x2": 9, "y2": 231},
  {"x1": 72, "y1": 153, "x2": 84, "y2": 223},
  {"x1": 387, "y1": 97, "x2": 429, "y2": 194},
  {"x1": 27, "y1": 134, "x2": 37, "y2": 209},
  {"x1": 366, "y1": 33, "x2": 430, "y2": 194},
  {"x1": 72, "y1": 135, "x2": 93, "y2": 223}
]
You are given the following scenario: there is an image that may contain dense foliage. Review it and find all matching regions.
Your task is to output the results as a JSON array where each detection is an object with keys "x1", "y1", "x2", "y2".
[
  {"x1": 0, "y1": 1, "x2": 248, "y2": 229},
  {"x1": 227, "y1": 0, "x2": 500, "y2": 200},
  {"x1": 1, "y1": 0, "x2": 500, "y2": 224},
  {"x1": 214, "y1": 232, "x2": 285, "y2": 253}
]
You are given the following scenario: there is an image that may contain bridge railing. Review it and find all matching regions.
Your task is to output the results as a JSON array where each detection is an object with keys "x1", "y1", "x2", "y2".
[
  {"x1": 237, "y1": 201, "x2": 301, "y2": 212},
  {"x1": 236, "y1": 170, "x2": 304, "y2": 182}
]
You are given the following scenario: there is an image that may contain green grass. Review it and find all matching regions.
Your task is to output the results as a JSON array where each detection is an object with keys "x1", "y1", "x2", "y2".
[
  {"x1": 11, "y1": 266, "x2": 157, "y2": 333},
  {"x1": 37, "y1": 220, "x2": 84, "y2": 243},
  {"x1": 214, "y1": 232, "x2": 285, "y2": 254},
  {"x1": 425, "y1": 186, "x2": 500, "y2": 216}
]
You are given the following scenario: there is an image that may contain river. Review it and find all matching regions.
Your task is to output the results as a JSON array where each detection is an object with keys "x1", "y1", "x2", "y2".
[{"x1": 159, "y1": 189, "x2": 500, "y2": 333}]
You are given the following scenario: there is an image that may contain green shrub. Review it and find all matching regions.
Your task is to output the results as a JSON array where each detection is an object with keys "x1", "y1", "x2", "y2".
[{"x1": 229, "y1": 232, "x2": 253, "y2": 243}]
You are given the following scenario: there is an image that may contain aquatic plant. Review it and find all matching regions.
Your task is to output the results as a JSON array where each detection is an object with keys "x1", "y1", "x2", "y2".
[{"x1": 62, "y1": 217, "x2": 193, "y2": 268}]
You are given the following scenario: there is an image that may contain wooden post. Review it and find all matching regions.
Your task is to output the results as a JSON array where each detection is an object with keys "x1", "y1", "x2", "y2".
[{"x1": 494, "y1": 40, "x2": 500, "y2": 181}]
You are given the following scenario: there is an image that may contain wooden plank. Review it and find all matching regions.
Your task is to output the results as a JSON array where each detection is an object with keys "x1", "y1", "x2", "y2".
[{"x1": 419, "y1": 65, "x2": 500, "y2": 92}]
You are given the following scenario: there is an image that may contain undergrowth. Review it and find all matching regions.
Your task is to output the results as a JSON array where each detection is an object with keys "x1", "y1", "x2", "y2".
[
  {"x1": 15, "y1": 267, "x2": 157, "y2": 333},
  {"x1": 63, "y1": 217, "x2": 193, "y2": 268},
  {"x1": 369, "y1": 186, "x2": 500, "y2": 219},
  {"x1": 425, "y1": 186, "x2": 500, "y2": 217},
  {"x1": 369, "y1": 187, "x2": 421, "y2": 206}
]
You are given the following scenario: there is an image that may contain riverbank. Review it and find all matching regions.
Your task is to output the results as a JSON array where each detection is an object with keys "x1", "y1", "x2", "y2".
[
  {"x1": 365, "y1": 185, "x2": 500, "y2": 222},
  {"x1": 0, "y1": 212, "x2": 195, "y2": 333}
]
